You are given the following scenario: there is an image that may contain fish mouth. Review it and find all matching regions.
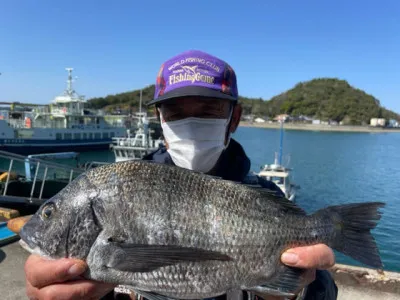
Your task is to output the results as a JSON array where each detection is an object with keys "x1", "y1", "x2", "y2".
[
  {"x1": 19, "y1": 239, "x2": 50, "y2": 257},
  {"x1": 18, "y1": 218, "x2": 46, "y2": 256},
  {"x1": 19, "y1": 226, "x2": 36, "y2": 253},
  {"x1": 19, "y1": 239, "x2": 36, "y2": 254},
  {"x1": 19, "y1": 236, "x2": 48, "y2": 257}
]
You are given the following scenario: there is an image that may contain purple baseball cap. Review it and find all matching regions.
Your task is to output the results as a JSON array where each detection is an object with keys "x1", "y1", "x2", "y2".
[{"x1": 147, "y1": 50, "x2": 238, "y2": 106}]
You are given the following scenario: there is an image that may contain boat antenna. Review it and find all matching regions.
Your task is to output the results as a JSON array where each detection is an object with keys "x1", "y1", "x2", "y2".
[
  {"x1": 139, "y1": 89, "x2": 142, "y2": 113},
  {"x1": 278, "y1": 120, "x2": 284, "y2": 165},
  {"x1": 62, "y1": 68, "x2": 84, "y2": 101},
  {"x1": 65, "y1": 68, "x2": 75, "y2": 97}
]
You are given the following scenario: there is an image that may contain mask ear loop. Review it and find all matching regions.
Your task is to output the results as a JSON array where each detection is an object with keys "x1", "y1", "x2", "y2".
[
  {"x1": 224, "y1": 103, "x2": 235, "y2": 148},
  {"x1": 156, "y1": 106, "x2": 163, "y2": 123},
  {"x1": 156, "y1": 106, "x2": 166, "y2": 141}
]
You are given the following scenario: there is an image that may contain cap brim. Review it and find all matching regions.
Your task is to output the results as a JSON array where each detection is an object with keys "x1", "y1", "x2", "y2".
[{"x1": 147, "y1": 86, "x2": 237, "y2": 106}]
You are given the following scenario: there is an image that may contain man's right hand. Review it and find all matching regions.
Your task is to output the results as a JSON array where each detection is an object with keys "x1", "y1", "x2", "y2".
[{"x1": 25, "y1": 254, "x2": 115, "y2": 300}]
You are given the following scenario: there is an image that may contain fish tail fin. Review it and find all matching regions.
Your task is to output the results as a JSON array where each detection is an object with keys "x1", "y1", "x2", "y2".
[{"x1": 316, "y1": 202, "x2": 385, "y2": 269}]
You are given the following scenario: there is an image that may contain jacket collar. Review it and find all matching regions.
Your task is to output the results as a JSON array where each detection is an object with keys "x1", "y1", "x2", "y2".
[{"x1": 142, "y1": 138, "x2": 251, "y2": 182}]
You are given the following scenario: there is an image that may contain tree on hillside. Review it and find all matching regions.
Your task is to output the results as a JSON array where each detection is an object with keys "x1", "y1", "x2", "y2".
[{"x1": 86, "y1": 79, "x2": 400, "y2": 125}]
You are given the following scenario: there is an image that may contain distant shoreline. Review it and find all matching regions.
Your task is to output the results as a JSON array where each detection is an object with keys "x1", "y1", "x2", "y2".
[{"x1": 239, "y1": 122, "x2": 400, "y2": 133}]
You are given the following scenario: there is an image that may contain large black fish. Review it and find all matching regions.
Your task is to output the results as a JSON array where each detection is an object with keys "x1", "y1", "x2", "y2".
[{"x1": 19, "y1": 160, "x2": 384, "y2": 299}]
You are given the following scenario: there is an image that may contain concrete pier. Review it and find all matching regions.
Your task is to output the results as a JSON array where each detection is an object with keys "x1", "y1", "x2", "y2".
[
  {"x1": 330, "y1": 264, "x2": 400, "y2": 300},
  {"x1": 0, "y1": 241, "x2": 29, "y2": 300}
]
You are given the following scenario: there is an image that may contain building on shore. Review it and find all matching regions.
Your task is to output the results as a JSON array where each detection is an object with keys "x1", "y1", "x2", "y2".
[
  {"x1": 254, "y1": 117, "x2": 266, "y2": 123},
  {"x1": 370, "y1": 118, "x2": 386, "y2": 127}
]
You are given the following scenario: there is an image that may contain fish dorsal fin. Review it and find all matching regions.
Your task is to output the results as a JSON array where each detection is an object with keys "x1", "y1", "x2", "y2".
[{"x1": 247, "y1": 186, "x2": 306, "y2": 215}]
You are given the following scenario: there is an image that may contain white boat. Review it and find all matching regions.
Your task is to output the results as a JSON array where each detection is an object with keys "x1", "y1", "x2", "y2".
[
  {"x1": 0, "y1": 68, "x2": 127, "y2": 155},
  {"x1": 258, "y1": 154, "x2": 297, "y2": 201},
  {"x1": 258, "y1": 121, "x2": 298, "y2": 201},
  {"x1": 110, "y1": 90, "x2": 164, "y2": 162}
]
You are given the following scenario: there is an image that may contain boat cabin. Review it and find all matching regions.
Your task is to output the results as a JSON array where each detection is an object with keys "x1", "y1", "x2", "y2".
[{"x1": 258, "y1": 164, "x2": 296, "y2": 201}]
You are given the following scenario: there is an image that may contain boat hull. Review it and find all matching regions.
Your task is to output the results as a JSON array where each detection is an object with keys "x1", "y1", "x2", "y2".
[{"x1": 0, "y1": 139, "x2": 112, "y2": 155}]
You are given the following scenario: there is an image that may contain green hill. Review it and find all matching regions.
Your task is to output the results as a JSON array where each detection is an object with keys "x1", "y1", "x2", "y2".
[
  {"x1": 87, "y1": 86, "x2": 156, "y2": 113},
  {"x1": 86, "y1": 78, "x2": 399, "y2": 125},
  {"x1": 253, "y1": 78, "x2": 399, "y2": 125}
]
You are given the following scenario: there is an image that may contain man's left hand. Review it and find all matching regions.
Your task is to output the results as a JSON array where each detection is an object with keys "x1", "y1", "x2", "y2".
[
  {"x1": 281, "y1": 244, "x2": 335, "y2": 269},
  {"x1": 270, "y1": 244, "x2": 335, "y2": 299}
]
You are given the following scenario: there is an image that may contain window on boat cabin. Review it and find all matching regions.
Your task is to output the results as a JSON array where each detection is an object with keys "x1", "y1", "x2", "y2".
[
  {"x1": 74, "y1": 133, "x2": 81, "y2": 140},
  {"x1": 94, "y1": 133, "x2": 101, "y2": 139},
  {"x1": 103, "y1": 132, "x2": 109, "y2": 139},
  {"x1": 64, "y1": 133, "x2": 72, "y2": 140},
  {"x1": 82, "y1": 133, "x2": 87, "y2": 139},
  {"x1": 88, "y1": 133, "x2": 93, "y2": 139},
  {"x1": 56, "y1": 133, "x2": 62, "y2": 140},
  {"x1": 110, "y1": 132, "x2": 115, "y2": 138},
  {"x1": 271, "y1": 176, "x2": 284, "y2": 185}
]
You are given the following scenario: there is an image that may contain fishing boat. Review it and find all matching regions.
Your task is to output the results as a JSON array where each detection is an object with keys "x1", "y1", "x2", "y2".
[
  {"x1": 258, "y1": 121, "x2": 298, "y2": 201},
  {"x1": 110, "y1": 89, "x2": 163, "y2": 162},
  {"x1": 0, "y1": 68, "x2": 127, "y2": 155}
]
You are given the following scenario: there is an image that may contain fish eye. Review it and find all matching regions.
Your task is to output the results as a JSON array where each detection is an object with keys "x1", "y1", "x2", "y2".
[{"x1": 41, "y1": 203, "x2": 56, "y2": 220}]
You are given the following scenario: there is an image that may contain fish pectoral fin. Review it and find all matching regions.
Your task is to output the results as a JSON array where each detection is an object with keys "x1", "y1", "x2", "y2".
[
  {"x1": 247, "y1": 266, "x2": 307, "y2": 297},
  {"x1": 105, "y1": 243, "x2": 232, "y2": 272}
]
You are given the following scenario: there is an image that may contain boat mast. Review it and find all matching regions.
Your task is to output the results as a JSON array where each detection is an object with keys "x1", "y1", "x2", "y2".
[
  {"x1": 139, "y1": 89, "x2": 142, "y2": 113},
  {"x1": 65, "y1": 68, "x2": 75, "y2": 97},
  {"x1": 278, "y1": 120, "x2": 284, "y2": 165}
]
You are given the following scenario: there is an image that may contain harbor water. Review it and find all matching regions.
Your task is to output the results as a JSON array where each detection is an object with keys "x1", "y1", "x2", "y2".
[
  {"x1": 237, "y1": 127, "x2": 400, "y2": 272},
  {"x1": 3, "y1": 126, "x2": 400, "y2": 272}
]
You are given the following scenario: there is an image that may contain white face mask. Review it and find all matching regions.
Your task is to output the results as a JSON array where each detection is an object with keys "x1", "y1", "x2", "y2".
[{"x1": 160, "y1": 113, "x2": 232, "y2": 173}]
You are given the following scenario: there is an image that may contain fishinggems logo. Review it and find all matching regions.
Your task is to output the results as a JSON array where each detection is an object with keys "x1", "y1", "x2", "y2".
[
  {"x1": 169, "y1": 66, "x2": 215, "y2": 85},
  {"x1": 168, "y1": 57, "x2": 220, "y2": 86}
]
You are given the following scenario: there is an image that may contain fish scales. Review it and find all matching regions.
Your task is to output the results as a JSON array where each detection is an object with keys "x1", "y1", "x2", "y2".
[
  {"x1": 19, "y1": 160, "x2": 385, "y2": 299},
  {"x1": 86, "y1": 162, "x2": 318, "y2": 295}
]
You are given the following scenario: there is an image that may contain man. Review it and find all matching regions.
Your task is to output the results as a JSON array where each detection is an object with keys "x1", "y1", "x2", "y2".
[{"x1": 24, "y1": 50, "x2": 337, "y2": 300}]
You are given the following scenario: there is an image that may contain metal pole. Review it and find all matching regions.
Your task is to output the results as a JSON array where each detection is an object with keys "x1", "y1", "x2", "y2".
[
  {"x1": 279, "y1": 120, "x2": 284, "y2": 165},
  {"x1": 69, "y1": 170, "x2": 74, "y2": 183},
  {"x1": 139, "y1": 89, "x2": 142, "y2": 113},
  {"x1": 25, "y1": 158, "x2": 32, "y2": 181},
  {"x1": 3, "y1": 159, "x2": 14, "y2": 195},
  {"x1": 39, "y1": 167, "x2": 48, "y2": 199},
  {"x1": 30, "y1": 162, "x2": 40, "y2": 200}
]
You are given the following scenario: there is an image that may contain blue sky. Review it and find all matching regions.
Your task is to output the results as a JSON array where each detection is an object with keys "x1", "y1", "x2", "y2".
[{"x1": 1, "y1": 0, "x2": 399, "y2": 112}]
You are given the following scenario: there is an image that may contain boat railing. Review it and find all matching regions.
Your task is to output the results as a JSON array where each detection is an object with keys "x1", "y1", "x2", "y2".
[
  {"x1": 33, "y1": 106, "x2": 50, "y2": 114},
  {"x1": 0, "y1": 150, "x2": 84, "y2": 205},
  {"x1": 111, "y1": 136, "x2": 162, "y2": 149},
  {"x1": 8, "y1": 119, "x2": 29, "y2": 129},
  {"x1": 50, "y1": 108, "x2": 69, "y2": 115}
]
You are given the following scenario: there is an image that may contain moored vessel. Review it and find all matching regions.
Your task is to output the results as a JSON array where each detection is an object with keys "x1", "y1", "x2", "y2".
[{"x1": 0, "y1": 68, "x2": 127, "y2": 154}]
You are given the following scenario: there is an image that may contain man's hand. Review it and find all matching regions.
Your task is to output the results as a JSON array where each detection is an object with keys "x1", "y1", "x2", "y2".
[
  {"x1": 25, "y1": 254, "x2": 115, "y2": 300},
  {"x1": 281, "y1": 244, "x2": 335, "y2": 270},
  {"x1": 270, "y1": 244, "x2": 335, "y2": 299}
]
